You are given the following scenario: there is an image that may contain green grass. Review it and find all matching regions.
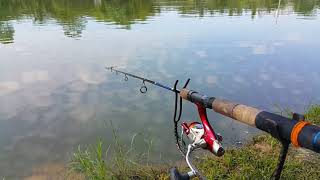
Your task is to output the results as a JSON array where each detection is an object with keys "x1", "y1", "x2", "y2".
[
  {"x1": 197, "y1": 134, "x2": 320, "y2": 179},
  {"x1": 70, "y1": 140, "x2": 109, "y2": 179},
  {"x1": 69, "y1": 131, "x2": 168, "y2": 179},
  {"x1": 70, "y1": 105, "x2": 320, "y2": 179},
  {"x1": 305, "y1": 104, "x2": 320, "y2": 124}
]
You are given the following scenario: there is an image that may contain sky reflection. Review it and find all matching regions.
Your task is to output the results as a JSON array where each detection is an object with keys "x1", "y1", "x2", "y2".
[{"x1": 0, "y1": 0, "x2": 320, "y2": 178}]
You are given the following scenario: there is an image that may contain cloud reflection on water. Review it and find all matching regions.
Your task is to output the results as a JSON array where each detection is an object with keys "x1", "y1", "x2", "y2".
[
  {"x1": 21, "y1": 70, "x2": 49, "y2": 84},
  {"x1": 0, "y1": 1, "x2": 319, "y2": 178},
  {"x1": 0, "y1": 81, "x2": 20, "y2": 96}
]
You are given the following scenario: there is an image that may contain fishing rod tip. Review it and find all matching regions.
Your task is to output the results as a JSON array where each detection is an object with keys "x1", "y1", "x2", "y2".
[{"x1": 105, "y1": 66, "x2": 116, "y2": 70}]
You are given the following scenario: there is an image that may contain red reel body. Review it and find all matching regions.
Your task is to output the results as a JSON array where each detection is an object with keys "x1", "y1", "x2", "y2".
[{"x1": 182, "y1": 104, "x2": 224, "y2": 156}]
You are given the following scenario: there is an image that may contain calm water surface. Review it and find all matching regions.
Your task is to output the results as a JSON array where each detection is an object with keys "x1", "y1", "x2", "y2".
[{"x1": 0, "y1": 0, "x2": 320, "y2": 178}]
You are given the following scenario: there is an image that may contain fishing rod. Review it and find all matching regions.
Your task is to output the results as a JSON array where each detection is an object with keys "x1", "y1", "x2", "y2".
[
  {"x1": 106, "y1": 66, "x2": 223, "y2": 180},
  {"x1": 106, "y1": 66, "x2": 320, "y2": 180}
]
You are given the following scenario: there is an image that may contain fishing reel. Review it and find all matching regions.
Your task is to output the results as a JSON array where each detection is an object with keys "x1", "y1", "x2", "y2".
[
  {"x1": 170, "y1": 79, "x2": 225, "y2": 180},
  {"x1": 171, "y1": 103, "x2": 224, "y2": 180},
  {"x1": 181, "y1": 121, "x2": 224, "y2": 156}
]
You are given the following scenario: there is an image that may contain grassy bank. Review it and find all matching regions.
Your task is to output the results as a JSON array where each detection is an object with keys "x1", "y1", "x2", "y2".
[
  {"x1": 69, "y1": 138, "x2": 168, "y2": 179},
  {"x1": 69, "y1": 105, "x2": 320, "y2": 179}
]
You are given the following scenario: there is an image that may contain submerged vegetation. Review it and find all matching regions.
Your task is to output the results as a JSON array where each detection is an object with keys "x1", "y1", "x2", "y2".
[{"x1": 70, "y1": 105, "x2": 320, "y2": 179}]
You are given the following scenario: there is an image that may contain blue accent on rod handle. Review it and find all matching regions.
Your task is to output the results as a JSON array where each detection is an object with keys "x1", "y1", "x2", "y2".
[{"x1": 313, "y1": 131, "x2": 320, "y2": 150}]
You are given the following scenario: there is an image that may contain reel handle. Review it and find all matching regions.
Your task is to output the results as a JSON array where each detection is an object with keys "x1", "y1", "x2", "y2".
[{"x1": 170, "y1": 168, "x2": 192, "y2": 180}]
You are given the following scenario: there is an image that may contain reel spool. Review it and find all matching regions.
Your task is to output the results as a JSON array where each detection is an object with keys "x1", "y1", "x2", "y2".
[{"x1": 181, "y1": 121, "x2": 223, "y2": 154}]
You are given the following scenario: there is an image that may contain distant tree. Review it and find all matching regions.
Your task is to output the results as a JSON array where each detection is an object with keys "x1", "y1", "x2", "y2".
[{"x1": 0, "y1": 0, "x2": 319, "y2": 39}]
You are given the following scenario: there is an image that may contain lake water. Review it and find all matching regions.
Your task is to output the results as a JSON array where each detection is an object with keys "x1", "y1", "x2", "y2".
[{"x1": 0, "y1": 0, "x2": 320, "y2": 178}]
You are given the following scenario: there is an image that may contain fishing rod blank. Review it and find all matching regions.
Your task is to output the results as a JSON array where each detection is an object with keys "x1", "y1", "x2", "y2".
[{"x1": 106, "y1": 66, "x2": 180, "y2": 93}]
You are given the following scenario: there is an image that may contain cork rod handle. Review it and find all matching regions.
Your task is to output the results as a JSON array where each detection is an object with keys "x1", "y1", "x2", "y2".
[{"x1": 211, "y1": 99, "x2": 261, "y2": 127}]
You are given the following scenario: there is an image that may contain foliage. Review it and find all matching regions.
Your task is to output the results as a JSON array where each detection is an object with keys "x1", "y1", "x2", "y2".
[
  {"x1": 0, "y1": 0, "x2": 320, "y2": 42},
  {"x1": 305, "y1": 104, "x2": 320, "y2": 125},
  {"x1": 197, "y1": 134, "x2": 320, "y2": 179},
  {"x1": 70, "y1": 140, "x2": 109, "y2": 179},
  {"x1": 70, "y1": 131, "x2": 168, "y2": 179}
]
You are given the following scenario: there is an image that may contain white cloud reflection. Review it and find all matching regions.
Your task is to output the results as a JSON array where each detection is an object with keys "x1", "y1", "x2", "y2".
[
  {"x1": 21, "y1": 70, "x2": 49, "y2": 84},
  {"x1": 0, "y1": 70, "x2": 50, "y2": 96},
  {"x1": 77, "y1": 70, "x2": 106, "y2": 84},
  {"x1": 195, "y1": 50, "x2": 208, "y2": 58},
  {"x1": 0, "y1": 81, "x2": 20, "y2": 96},
  {"x1": 206, "y1": 75, "x2": 218, "y2": 85},
  {"x1": 233, "y1": 76, "x2": 246, "y2": 84},
  {"x1": 69, "y1": 105, "x2": 96, "y2": 123},
  {"x1": 237, "y1": 41, "x2": 279, "y2": 55},
  {"x1": 259, "y1": 73, "x2": 271, "y2": 81},
  {"x1": 286, "y1": 32, "x2": 303, "y2": 41},
  {"x1": 272, "y1": 81, "x2": 285, "y2": 89},
  {"x1": 252, "y1": 45, "x2": 268, "y2": 55}
]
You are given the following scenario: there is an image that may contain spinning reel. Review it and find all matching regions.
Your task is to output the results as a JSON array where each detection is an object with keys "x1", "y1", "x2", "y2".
[{"x1": 171, "y1": 80, "x2": 224, "y2": 180}]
